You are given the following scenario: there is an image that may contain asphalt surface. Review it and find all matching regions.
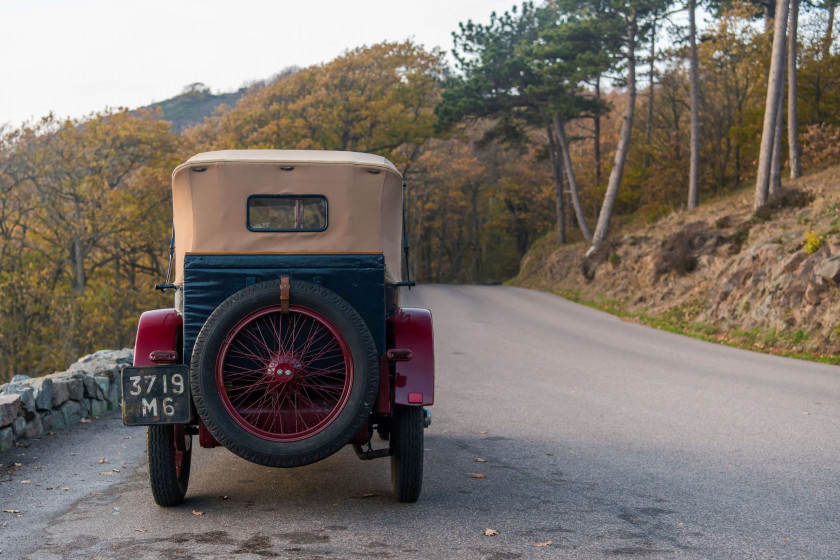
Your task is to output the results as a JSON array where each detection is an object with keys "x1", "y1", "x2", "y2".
[{"x1": 1, "y1": 285, "x2": 839, "y2": 559}]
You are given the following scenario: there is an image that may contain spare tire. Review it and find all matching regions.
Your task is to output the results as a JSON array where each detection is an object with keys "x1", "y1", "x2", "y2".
[{"x1": 190, "y1": 279, "x2": 378, "y2": 468}]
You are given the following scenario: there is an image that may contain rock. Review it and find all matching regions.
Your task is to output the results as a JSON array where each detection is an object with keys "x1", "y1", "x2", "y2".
[
  {"x1": 59, "y1": 400, "x2": 83, "y2": 425},
  {"x1": 68, "y1": 349, "x2": 134, "y2": 380},
  {"x1": 815, "y1": 255, "x2": 840, "y2": 284},
  {"x1": 107, "y1": 381, "x2": 122, "y2": 409},
  {"x1": 94, "y1": 375, "x2": 110, "y2": 400},
  {"x1": 90, "y1": 399, "x2": 108, "y2": 417},
  {"x1": 12, "y1": 416, "x2": 26, "y2": 437},
  {"x1": 28, "y1": 377, "x2": 55, "y2": 410},
  {"x1": 52, "y1": 380, "x2": 70, "y2": 407},
  {"x1": 83, "y1": 375, "x2": 99, "y2": 398},
  {"x1": 66, "y1": 378, "x2": 84, "y2": 401},
  {"x1": 1, "y1": 385, "x2": 36, "y2": 414},
  {"x1": 0, "y1": 427, "x2": 13, "y2": 452},
  {"x1": 805, "y1": 282, "x2": 826, "y2": 305},
  {"x1": 41, "y1": 410, "x2": 66, "y2": 431},
  {"x1": 0, "y1": 394, "x2": 21, "y2": 427},
  {"x1": 11, "y1": 374, "x2": 31, "y2": 382},
  {"x1": 20, "y1": 414, "x2": 43, "y2": 439},
  {"x1": 49, "y1": 372, "x2": 85, "y2": 401}
]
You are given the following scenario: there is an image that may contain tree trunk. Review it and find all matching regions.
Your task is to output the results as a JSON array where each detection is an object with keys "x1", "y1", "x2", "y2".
[
  {"x1": 589, "y1": 10, "x2": 637, "y2": 254},
  {"x1": 764, "y1": 0, "x2": 776, "y2": 33},
  {"x1": 770, "y1": 41, "x2": 787, "y2": 195},
  {"x1": 594, "y1": 75, "x2": 603, "y2": 186},
  {"x1": 553, "y1": 115, "x2": 593, "y2": 242},
  {"x1": 754, "y1": 0, "x2": 790, "y2": 211},
  {"x1": 73, "y1": 237, "x2": 86, "y2": 296},
  {"x1": 824, "y1": 2, "x2": 835, "y2": 60},
  {"x1": 645, "y1": 18, "x2": 656, "y2": 168},
  {"x1": 688, "y1": 0, "x2": 700, "y2": 210},
  {"x1": 546, "y1": 119, "x2": 566, "y2": 245},
  {"x1": 788, "y1": 0, "x2": 802, "y2": 179}
]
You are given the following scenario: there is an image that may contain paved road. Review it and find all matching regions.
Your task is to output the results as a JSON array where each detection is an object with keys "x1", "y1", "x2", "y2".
[{"x1": 2, "y1": 285, "x2": 839, "y2": 559}]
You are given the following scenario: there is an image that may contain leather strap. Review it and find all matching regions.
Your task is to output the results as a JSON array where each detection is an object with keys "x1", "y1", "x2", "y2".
[{"x1": 280, "y1": 277, "x2": 290, "y2": 314}]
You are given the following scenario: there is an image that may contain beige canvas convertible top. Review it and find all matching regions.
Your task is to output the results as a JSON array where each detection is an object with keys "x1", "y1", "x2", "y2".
[{"x1": 172, "y1": 150, "x2": 404, "y2": 284}]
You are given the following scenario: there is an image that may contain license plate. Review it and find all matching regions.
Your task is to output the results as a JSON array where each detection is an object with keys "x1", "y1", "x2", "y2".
[{"x1": 121, "y1": 365, "x2": 191, "y2": 426}]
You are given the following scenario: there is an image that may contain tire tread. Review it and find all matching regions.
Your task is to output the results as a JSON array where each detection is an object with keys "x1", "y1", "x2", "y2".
[{"x1": 190, "y1": 279, "x2": 379, "y2": 468}]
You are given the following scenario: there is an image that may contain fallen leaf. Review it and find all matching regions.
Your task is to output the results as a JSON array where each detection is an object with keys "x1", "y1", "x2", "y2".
[
  {"x1": 803, "y1": 412, "x2": 810, "y2": 416},
  {"x1": 783, "y1": 538, "x2": 789, "y2": 541},
  {"x1": 135, "y1": 529, "x2": 147, "y2": 533},
  {"x1": 16, "y1": 443, "x2": 29, "y2": 448},
  {"x1": 99, "y1": 472, "x2": 114, "y2": 475},
  {"x1": 13, "y1": 463, "x2": 22, "y2": 467},
  {"x1": 534, "y1": 541, "x2": 552, "y2": 547},
  {"x1": 546, "y1": 453, "x2": 554, "y2": 456},
  {"x1": 478, "y1": 431, "x2": 487, "y2": 435},
  {"x1": 46, "y1": 487, "x2": 59, "y2": 490},
  {"x1": 470, "y1": 473, "x2": 486, "y2": 479},
  {"x1": 123, "y1": 436, "x2": 133, "y2": 440},
  {"x1": 355, "y1": 493, "x2": 376, "y2": 499},
  {"x1": 112, "y1": 468, "x2": 120, "y2": 473},
  {"x1": 3, "y1": 509, "x2": 21, "y2": 514},
  {"x1": 80, "y1": 418, "x2": 92, "y2": 423},
  {"x1": 474, "y1": 458, "x2": 486, "y2": 463},
  {"x1": 484, "y1": 529, "x2": 499, "y2": 536},
  {"x1": 192, "y1": 510, "x2": 204, "y2": 516},
  {"x1": 61, "y1": 487, "x2": 69, "y2": 491},
  {"x1": 217, "y1": 495, "x2": 228, "y2": 500},
  {"x1": 98, "y1": 457, "x2": 107, "y2": 464},
  {"x1": 20, "y1": 480, "x2": 31, "y2": 484}
]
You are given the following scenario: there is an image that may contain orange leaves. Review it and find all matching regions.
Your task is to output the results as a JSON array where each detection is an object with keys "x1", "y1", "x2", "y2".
[{"x1": 192, "y1": 41, "x2": 445, "y2": 172}]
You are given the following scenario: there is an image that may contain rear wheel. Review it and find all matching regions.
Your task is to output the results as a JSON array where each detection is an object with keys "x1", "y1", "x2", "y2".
[
  {"x1": 147, "y1": 425, "x2": 191, "y2": 507},
  {"x1": 390, "y1": 405, "x2": 424, "y2": 502},
  {"x1": 191, "y1": 279, "x2": 378, "y2": 468}
]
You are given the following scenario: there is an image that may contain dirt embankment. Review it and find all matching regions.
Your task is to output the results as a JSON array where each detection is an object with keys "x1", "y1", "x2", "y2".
[{"x1": 515, "y1": 165, "x2": 840, "y2": 360}]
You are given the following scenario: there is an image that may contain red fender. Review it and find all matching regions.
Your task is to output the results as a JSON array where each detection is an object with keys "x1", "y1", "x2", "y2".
[
  {"x1": 388, "y1": 308, "x2": 434, "y2": 406},
  {"x1": 133, "y1": 309, "x2": 182, "y2": 366}
]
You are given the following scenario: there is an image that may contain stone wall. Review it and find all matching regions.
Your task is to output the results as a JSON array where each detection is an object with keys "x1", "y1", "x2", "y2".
[{"x1": 0, "y1": 349, "x2": 133, "y2": 453}]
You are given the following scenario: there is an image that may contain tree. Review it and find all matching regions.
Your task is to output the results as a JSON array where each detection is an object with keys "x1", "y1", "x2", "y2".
[
  {"x1": 586, "y1": 0, "x2": 673, "y2": 253},
  {"x1": 688, "y1": 0, "x2": 701, "y2": 209},
  {"x1": 788, "y1": 0, "x2": 802, "y2": 178},
  {"x1": 438, "y1": 3, "x2": 610, "y2": 245},
  {"x1": 754, "y1": 0, "x2": 790, "y2": 210},
  {"x1": 192, "y1": 41, "x2": 444, "y2": 175}
]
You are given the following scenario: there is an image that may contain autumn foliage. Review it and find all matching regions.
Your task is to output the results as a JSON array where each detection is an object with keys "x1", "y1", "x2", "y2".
[{"x1": 0, "y1": 3, "x2": 838, "y2": 380}]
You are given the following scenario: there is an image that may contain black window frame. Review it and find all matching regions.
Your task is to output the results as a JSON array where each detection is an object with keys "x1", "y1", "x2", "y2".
[{"x1": 246, "y1": 194, "x2": 329, "y2": 232}]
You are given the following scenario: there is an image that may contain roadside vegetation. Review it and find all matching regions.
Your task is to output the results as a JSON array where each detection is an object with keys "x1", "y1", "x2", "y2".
[{"x1": 1, "y1": 0, "x2": 838, "y2": 381}]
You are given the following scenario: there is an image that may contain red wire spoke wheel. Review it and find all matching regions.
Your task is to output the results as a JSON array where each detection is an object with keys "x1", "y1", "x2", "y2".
[
  {"x1": 216, "y1": 305, "x2": 353, "y2": 442},
  {"x1": 190, "y1": 279, "x2": 378, "y2": 468}
]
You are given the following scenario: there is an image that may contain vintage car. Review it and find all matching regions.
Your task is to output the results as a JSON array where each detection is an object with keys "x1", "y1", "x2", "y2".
[{"x1": 121, "y1": 150, "x2": 434, "y2": 506}]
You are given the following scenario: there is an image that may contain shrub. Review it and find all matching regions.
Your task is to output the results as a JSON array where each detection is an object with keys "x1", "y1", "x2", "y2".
[
  {"x1": 802, "y1": 230, "x2": 825, "y2": 255},
  {"x1": 802, "y1": 124, "x2": 840, "y2": 168}
]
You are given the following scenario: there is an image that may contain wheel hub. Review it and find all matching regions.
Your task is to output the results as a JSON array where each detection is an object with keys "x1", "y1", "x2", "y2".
[{"x1": 266, "y1": 355, "x2": 301, "y2": 383}]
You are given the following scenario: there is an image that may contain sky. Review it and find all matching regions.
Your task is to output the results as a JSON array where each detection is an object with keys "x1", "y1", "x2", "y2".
[{"x1": 0, "y1": 0, "x2": 520, "y2": 127}]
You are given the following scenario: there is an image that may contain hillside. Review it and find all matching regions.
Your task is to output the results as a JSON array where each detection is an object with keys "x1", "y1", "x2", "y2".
[
  {"x1": 514, "y1": 164, "x2": 840, "y2": 362},
  {"x1": 143, "y1": 86, "x2": 247, "y2": 132}
]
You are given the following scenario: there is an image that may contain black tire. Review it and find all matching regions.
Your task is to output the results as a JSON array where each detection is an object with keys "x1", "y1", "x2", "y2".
[
  {"x1": 190, "y1": 279, "x2": 378, "y2": 468},
  {"x1": 390, "y1": 405, "x2": 424, "y2": 502},
  {"x1": 147, "y1": 425, "x2": 191, "y2": 507}
]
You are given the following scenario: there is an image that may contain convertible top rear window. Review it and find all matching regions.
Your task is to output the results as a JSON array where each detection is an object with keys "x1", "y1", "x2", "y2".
[{"x1": 247, "y1": 195, "x2": 327, "y2": 232}]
